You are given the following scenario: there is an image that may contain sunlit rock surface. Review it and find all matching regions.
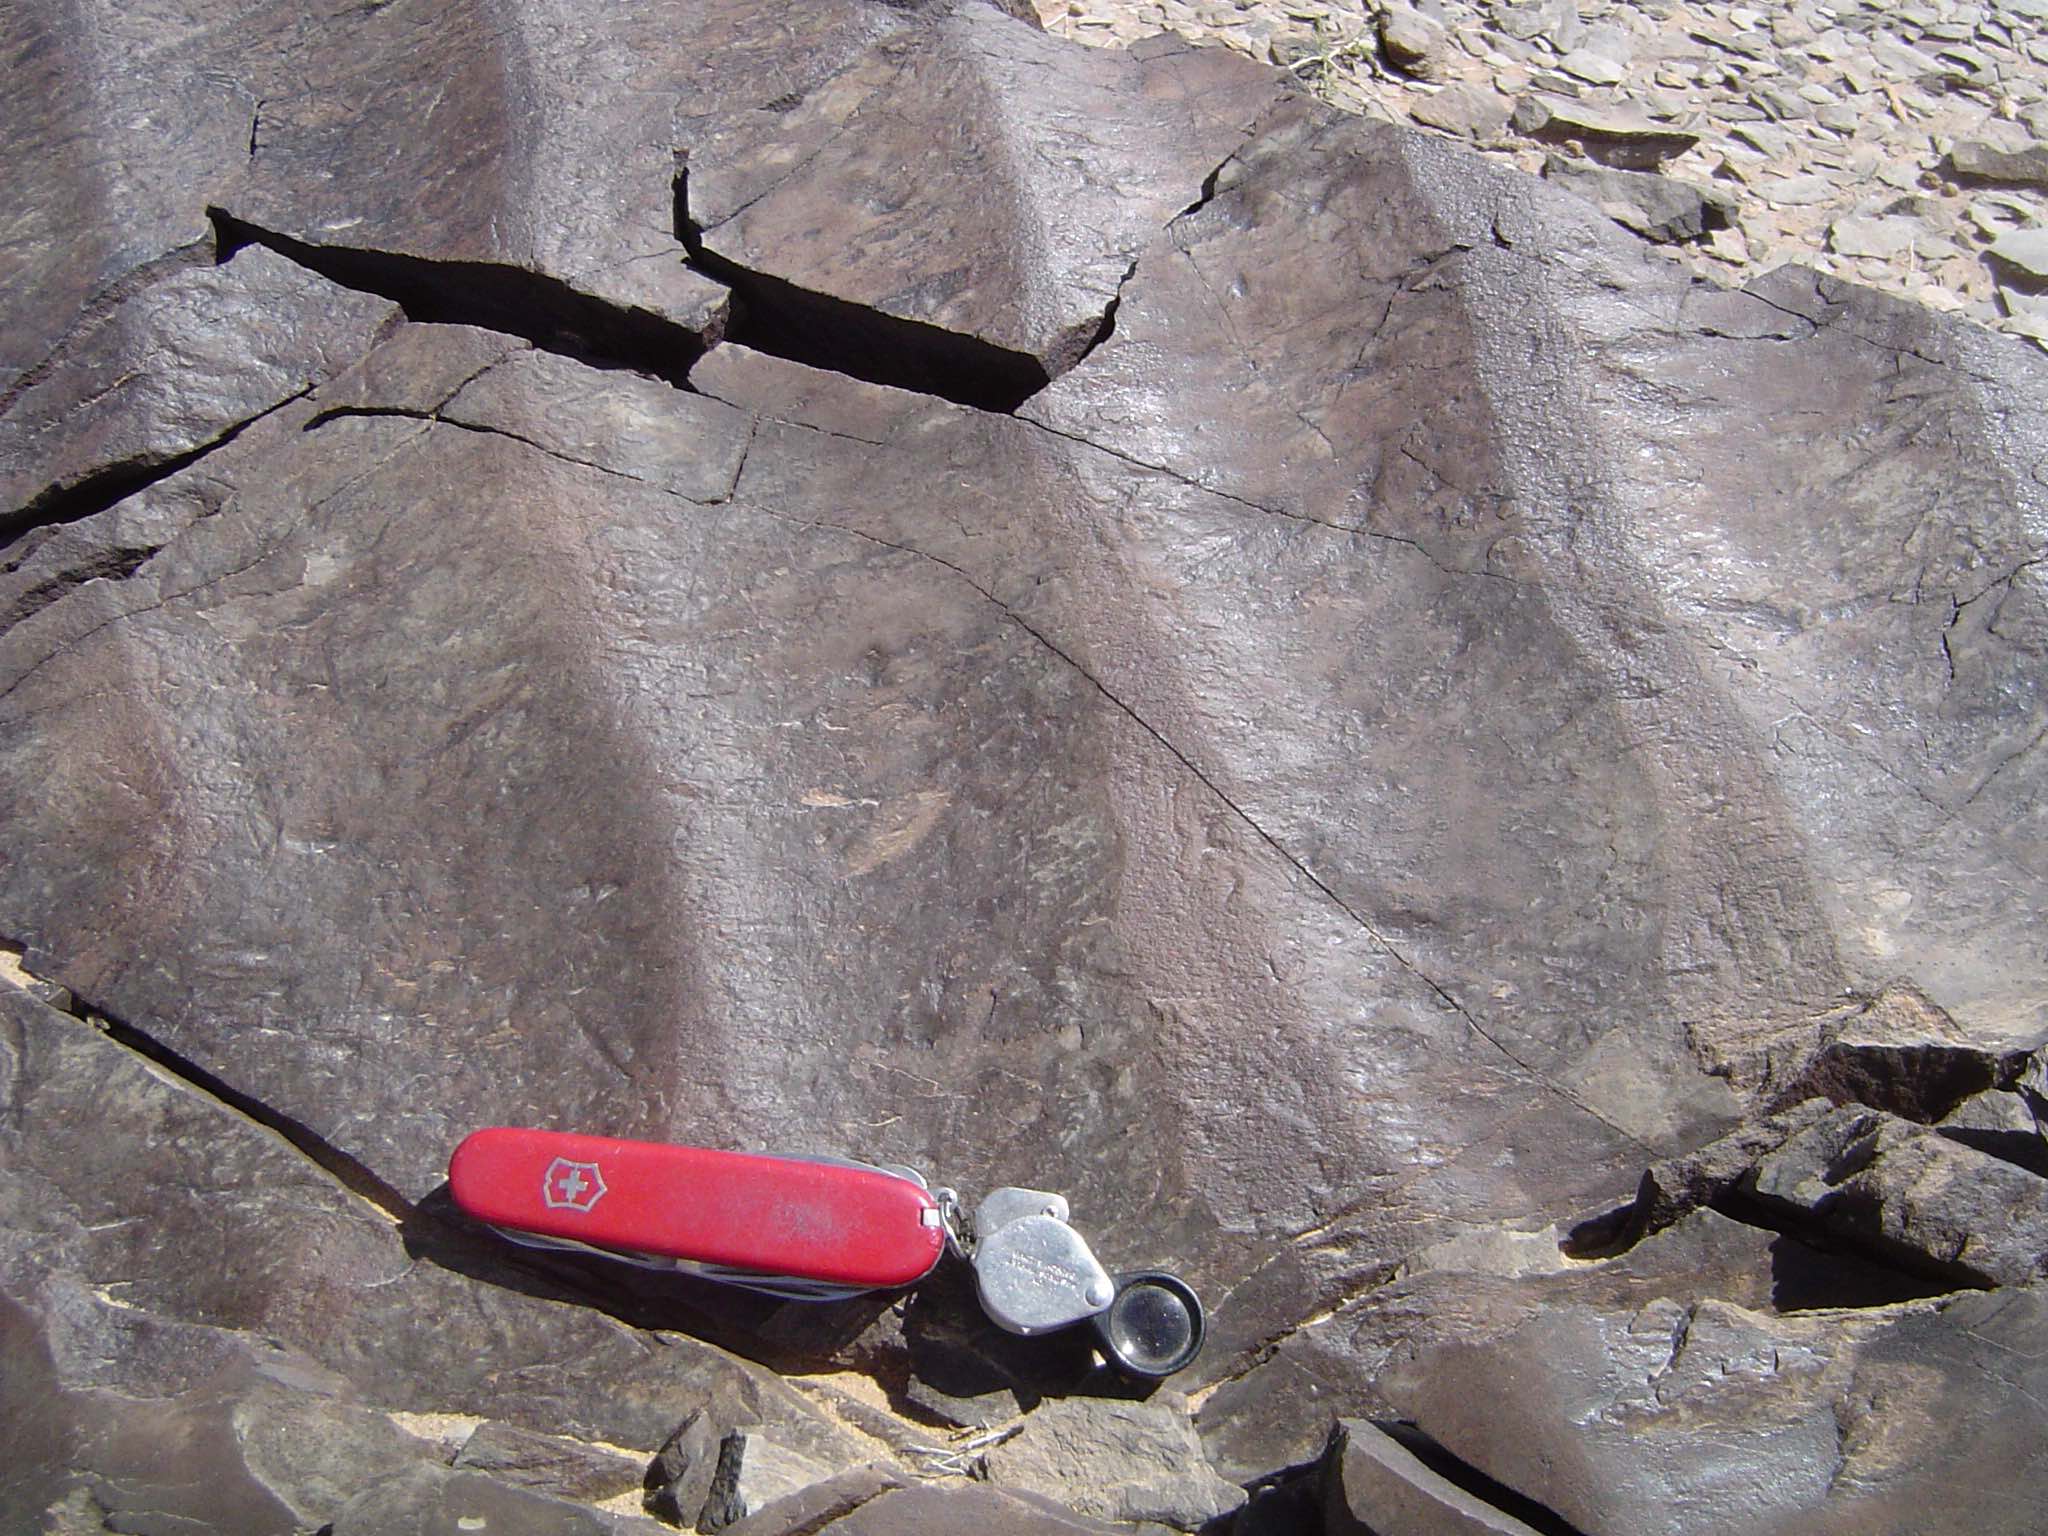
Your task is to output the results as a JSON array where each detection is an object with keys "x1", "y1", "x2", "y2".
[{"x1": 3, "y1": 1, "x2": 2045, "y2": 1531}]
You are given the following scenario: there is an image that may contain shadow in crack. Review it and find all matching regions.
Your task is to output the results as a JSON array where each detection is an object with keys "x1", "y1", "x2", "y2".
[
  {"x1": 211, "y1": 209, "x2": 714, "y2": 388},
  {"x1": 673, "y1": 165, "x2": 1051, "y2": 413},
  {"x1": 1766, "y1": 1232, "x2": 1966, "y2": 1312},
  {"x1": 1373, "y1": 1421, "x2": 1591, "y2": 1536}
]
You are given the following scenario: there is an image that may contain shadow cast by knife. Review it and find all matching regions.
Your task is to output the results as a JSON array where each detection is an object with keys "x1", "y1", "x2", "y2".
[
  {"x1": 400, "y1": 1183, "x2": 900, "y2": 1372},
  {"x1": 401, "y1": 1184, "x2": 1153, "y2": 1409}
]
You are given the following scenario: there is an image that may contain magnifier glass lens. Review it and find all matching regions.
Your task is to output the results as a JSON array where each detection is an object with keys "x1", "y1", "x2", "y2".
[{"x1": 1096, "y1": 1273, "x2": 1204, "y2": 1377}]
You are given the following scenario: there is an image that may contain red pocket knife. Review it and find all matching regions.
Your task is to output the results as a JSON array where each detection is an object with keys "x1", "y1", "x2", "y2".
[{"x1": 449, "y1": 1127, "x2": 1203, "y2": 1377}]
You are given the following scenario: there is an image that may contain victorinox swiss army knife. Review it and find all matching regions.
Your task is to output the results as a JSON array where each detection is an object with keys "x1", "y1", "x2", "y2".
[{"x1": 448, "y1": 1128, "x2": 1204, "y2": 1377}]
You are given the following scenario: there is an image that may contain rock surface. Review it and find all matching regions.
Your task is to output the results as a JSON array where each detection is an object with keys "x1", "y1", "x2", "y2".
[
  {"x1": 453, "y1": 1420, "x2": 647, "y2": 1503},
  {"x1": 4, "y1": 0, "x2": 2048, "y2": 1532},
  {"x1": 1038, "y1": 0, "x2": 2048, "y2": 349},
  {"x1": 1323, "y1": 1420, "x2": 1547, "y2": 1536},
  {"x1": 983, "y1": 1395, "x2": 1243, "y2": 1527},
  {"x1": 1747, "y1": 1105, "x2": 2048, "y2": 1286}
]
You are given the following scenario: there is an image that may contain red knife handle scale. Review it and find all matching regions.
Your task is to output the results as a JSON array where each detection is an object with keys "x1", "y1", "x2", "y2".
[{"x1": 448, "y1": 1128, "x2": 946, "y2": 1289}]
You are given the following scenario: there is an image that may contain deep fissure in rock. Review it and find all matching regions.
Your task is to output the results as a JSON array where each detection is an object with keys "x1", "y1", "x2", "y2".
[
  {"x1": 0, "y1": 403, "x2": 287, "y2": 552},
  {"x1": 674, "y1": 168, "x2": 1050, "y2": 412},
  {"x1": 209, "y1": 209, "x2": 713, "y2": 388},
  {"x1": 1564, "y1": 1166, "x2": 1984, "y2": 1309},
  {"x1": 1, "y1": 543, "x2": 161, "y2": 629},
  {"x1": 73, "y1": 1001, "x2": 417, "y2": 1222},
  {"x1": 1072, "y1": 257, "x2": 1140, "y2": 366}
]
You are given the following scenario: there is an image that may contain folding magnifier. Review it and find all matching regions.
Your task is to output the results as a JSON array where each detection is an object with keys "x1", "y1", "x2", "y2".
[{"x1": 449, "y1": 1128, "x2": 1204, "y2": 1378}]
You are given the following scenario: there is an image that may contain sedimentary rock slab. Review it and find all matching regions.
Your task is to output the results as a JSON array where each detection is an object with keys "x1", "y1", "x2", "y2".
[
  {"x1": 1748, "y1": 1105, "x2": 2048, "y2": 1287},
  {"x1": 1324, "y1": 1420, "x2": 1547, "y2": 1536},
  {"x1": 684, "y1": 8, "x2": 1284, "y2": 379},
  {"x1": 5, "y1": 3, "x2": 2048, "y2": 1533},
  {"x1": 0, "y1": 246, "x2": 398, "y2": 525}
]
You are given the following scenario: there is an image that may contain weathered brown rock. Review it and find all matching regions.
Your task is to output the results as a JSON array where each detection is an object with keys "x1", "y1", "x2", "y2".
[
  {"x1": 1510, "y1": 96, "x2": 1701, "y2": 167},
  {"x1": 453, "y1": 1421, "x2": 645, "y2": 1504},
  {"x1": 1767, "y1": 983, "x2": 2033, "y2": 1122},
  {"x1": 1558, "y1": 1097, "x2": 1834, "y2": 1258},
  {"x1": 328, "y1": 1464, "x2": 670, "y2": 1536},
  {"x1": 1541, "y1": 154, "x2": 1732, "y2": 243},
  {"x1": 1409, "y1": 82, "x2": 1513, "y2": 140},
  {"x1": 815, "y1": 1483, "x2": 1122, "y2": 1535},
  {"x1": 982, "y1": 1394, "x2": 1241, "y2": 1528},
  {"x1": 5, "y1": 2, "x2": 2048, "y2": 1531},
  {"x1": 0, "y1": 246, "x2": 398, "y2": 526},
  {"x1": 1371, "y1": 1280, "x2": 2048, "y2": 1536},
  {"x1": 683, "y1": 6, "x2": 1283, "y2": 391},
  {"x1": 0, "y1": 986, "x2": 867, "y2": 1533},
  {"x1": 0, "y1": 0, "x2": 253, "y2": 401},
  {"x1": 1323, "y1": 1419, "x2": 1547, "y2": 1536},
  {"x1": 0, "y1": 1287, "x2": 443, "y2": 1536},
  {"x1": 1747, "y1": 1105, "x2": 2048, "y2": 1287},
  {"x1": 720, "y1": 1467, "x2": 903, "y2": 1536}
]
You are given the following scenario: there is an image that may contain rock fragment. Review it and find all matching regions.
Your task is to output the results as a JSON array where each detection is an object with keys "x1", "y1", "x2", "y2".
[
  {"x1": 1989, "y1": 227, "x2": 2048, "y2": 281},
  {"x1": 699, "y1": 1430, "x2": 840, "y2": 1532},
  {"x1": 1828, "y1": 214, "x2": 1928, "y2": 260},
  {"x1": 1759, "y1": 172, "x2": 1837, "y2": 206},
  {"x1": 719, "y1": 1468, "x2": 902, "y2": 1536},
  {"x1": 983, "y1": 1395, "x2": 1242, "y2": 1530},
  {"x1": 1566, "y1": 1098, "x2": 1837, "y2": 1254},
  {"x1": 328, "y1": 1464, "x2": 668, "y2": 1536},
  {"x1": 1938, "y1": 1089, "x2": 2048, "y2": 1176},
  {"x1": 1773, "y1": 992, "x2": 2030, "y2": 1122},
  {"x1": 1747, "y1": 1105, "x2": 2048, "y2": 1286},
  {"x1": 1556, "y1": 47, "x2": 1626, "y2": 86},
  {"x1": 1378, "y1": 7, "x2": 1450, "y2": 79},
  {"x1": 1322, "y1": 1420, "x2": 1548, "y2": 1536},
  {"x1": 453, "y1": 1421, "x2": 644, "y2": 1505},
  {"x1": 1946, "y1": 137, "x2": 2048, "y2": 188},
  {"x1": 1510, "y1": 97, "x2": 1699, "y2": 167},
  {"x1": 1410, "y1": 82, "x2": 1514, "y2": 139},
  {"x1": 1542, "y1": 155, "x2": 1730, "y2": 242},
  {"x1": 645, "y1": 1410, "x2": 725, "y2": 1527},
  {"x1": 810, "y1": 1484, "x2": 1122, "y2": 1535}
]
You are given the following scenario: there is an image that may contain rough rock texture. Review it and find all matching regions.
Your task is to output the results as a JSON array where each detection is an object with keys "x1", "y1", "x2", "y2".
[
  {"x1": 812, "y1": 1483, "x2": 1123, "y2": 1535},
  {"x1": 683, "y1": 5, "x2": 1284, "y2": 392},
  {"x1": 1036, "y1": 0, "x2": 2048, "y2": 347},
  {"x1": 0, "y1": 245, "x2": 399, "y2": 528},
  {"x1": 453, "y1": 1420, "x2": 647, "y2": 1503},
  {"x1": 1323, "y1": 1420, "x2": 1547, "y2": 1536},
  {"x1": 4, "y1": 0, "x2": 2048, "y2": 1531},
  {"x1": 983, "y1": 1395, "x2": 1242, "y2": 1527},
  {"x1": 328, "y1": 1464, "x2": 671, "y2": 1536},
  {"x1": 1541, "y1": 155, "x2": 1732, "y2": 242},
  {"x1": 1747, "y1": 1105, "x2": 2048, "y2": 1286},
  {"x1": 0, "y1": 987, "x2": 868, "y2": 1533}
]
